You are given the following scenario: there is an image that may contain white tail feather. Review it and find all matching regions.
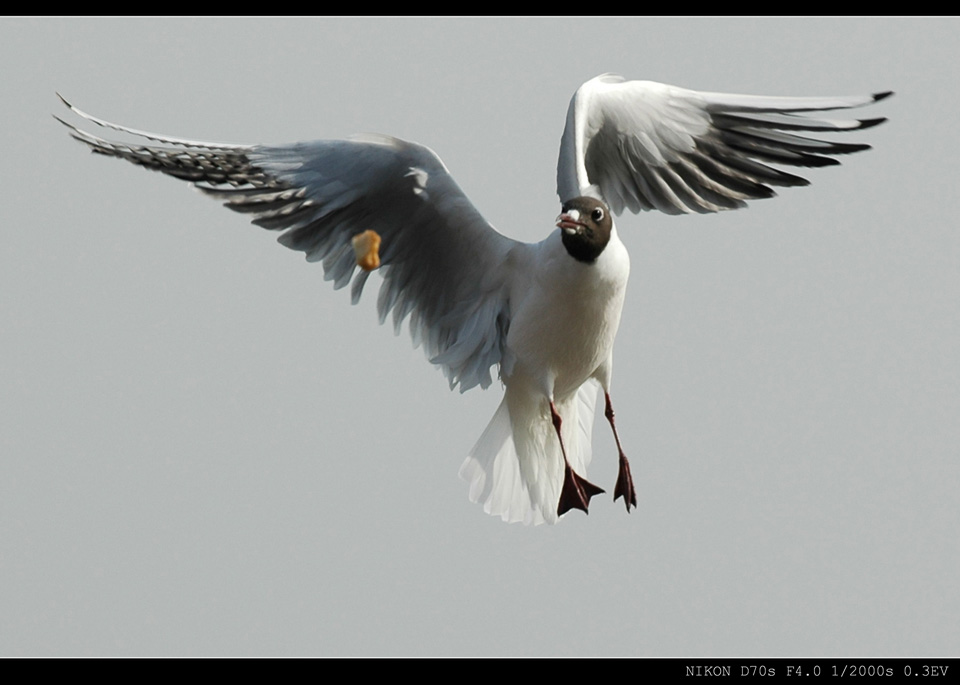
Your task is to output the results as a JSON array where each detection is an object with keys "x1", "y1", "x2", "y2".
[{"x1": 459, "y1": 381, "x2": 600, "y2": 525}]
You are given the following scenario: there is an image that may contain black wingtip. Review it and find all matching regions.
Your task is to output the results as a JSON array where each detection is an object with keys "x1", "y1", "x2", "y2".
[
  {"x1": 873, "y1": 91, "x2": 894, "y2": 103},
  {"x1": 858, "y1": 116, "x2": 889, "y2": 130}
]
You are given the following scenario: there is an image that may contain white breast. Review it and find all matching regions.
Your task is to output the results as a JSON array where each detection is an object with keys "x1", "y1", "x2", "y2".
[{"x1": 504, "y1": 227, "x2": 630, "y2": 399}]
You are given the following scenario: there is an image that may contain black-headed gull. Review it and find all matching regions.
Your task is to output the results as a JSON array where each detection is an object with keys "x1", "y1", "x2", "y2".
[{"x1": 57, "y1": 74, "x2": 890, "y2": 525}]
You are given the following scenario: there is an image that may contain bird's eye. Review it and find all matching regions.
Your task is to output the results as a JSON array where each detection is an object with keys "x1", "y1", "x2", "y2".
[{"x1": 591, "y1": 208, "x2": 604, "y2": 222}]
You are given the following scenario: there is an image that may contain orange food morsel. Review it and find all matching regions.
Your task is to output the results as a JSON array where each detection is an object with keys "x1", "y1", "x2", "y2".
[{"x1": 351, "y1": 230, "x2": 382, "y2": 271}]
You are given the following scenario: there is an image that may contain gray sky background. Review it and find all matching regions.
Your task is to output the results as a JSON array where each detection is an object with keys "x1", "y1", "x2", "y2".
[{"x1": 2, "y1": 17, "x2": 957, "y2": 656}]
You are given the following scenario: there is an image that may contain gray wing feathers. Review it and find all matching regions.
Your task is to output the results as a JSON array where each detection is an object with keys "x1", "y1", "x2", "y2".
[
  {"x1": 557, "y1": 74, "x2": 891, "y2": 216},
  {"x1": 59, "y1": 99, "x2": 517, "y2": 392}
]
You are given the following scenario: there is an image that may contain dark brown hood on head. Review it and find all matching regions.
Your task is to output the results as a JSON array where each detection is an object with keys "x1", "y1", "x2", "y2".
[{"x1": 556, "y1": 196, "x2": 613, "y2": 264}]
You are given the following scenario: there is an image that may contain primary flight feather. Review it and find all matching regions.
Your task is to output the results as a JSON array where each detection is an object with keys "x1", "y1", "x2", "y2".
[{"x1": 58, "y1": 74, "x2": 890, "y2": 524}]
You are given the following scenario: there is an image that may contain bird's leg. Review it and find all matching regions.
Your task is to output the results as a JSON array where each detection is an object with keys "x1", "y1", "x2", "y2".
[
  {"x1": 552, "y1": 401, "x2": 605, "y2": 516},
  {"x1": 604, "y1": 392, "x2": 637, "y2": 512}
]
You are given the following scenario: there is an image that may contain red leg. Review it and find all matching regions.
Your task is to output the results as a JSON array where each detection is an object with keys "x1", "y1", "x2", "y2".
[
  {"x1": 605, "y1": 392, "x2": 637, "y2": 512},
  {"x1": 551, "y1": 401, "x2": 605, "y2": 517}
]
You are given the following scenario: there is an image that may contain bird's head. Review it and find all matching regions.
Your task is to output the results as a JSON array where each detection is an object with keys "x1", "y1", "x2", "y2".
[{"x1": 556, "y1": 196, "x2": 613, "y2": 263}]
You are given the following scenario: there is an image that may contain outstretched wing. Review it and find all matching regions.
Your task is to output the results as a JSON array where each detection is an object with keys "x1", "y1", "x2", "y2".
[
  {"x1": 557, "y1": 74, "x2": 892, "y2": 215},
  {"x1": 58, "y1": 96, "x2": 520, "y2": 392}
]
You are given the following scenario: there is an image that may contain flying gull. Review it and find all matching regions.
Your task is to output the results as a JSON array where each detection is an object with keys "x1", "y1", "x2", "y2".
[{"x1": 57, "y1": 74, "x2": 891, "y2": 524}]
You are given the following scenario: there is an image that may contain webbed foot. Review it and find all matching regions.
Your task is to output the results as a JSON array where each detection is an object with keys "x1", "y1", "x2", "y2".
[
  {"x1": 614, "y1": 452, "x2": 637, "y2": 512},
  {"x1": 558, "y1": 462, "x2": 605, "y2": 516}
]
